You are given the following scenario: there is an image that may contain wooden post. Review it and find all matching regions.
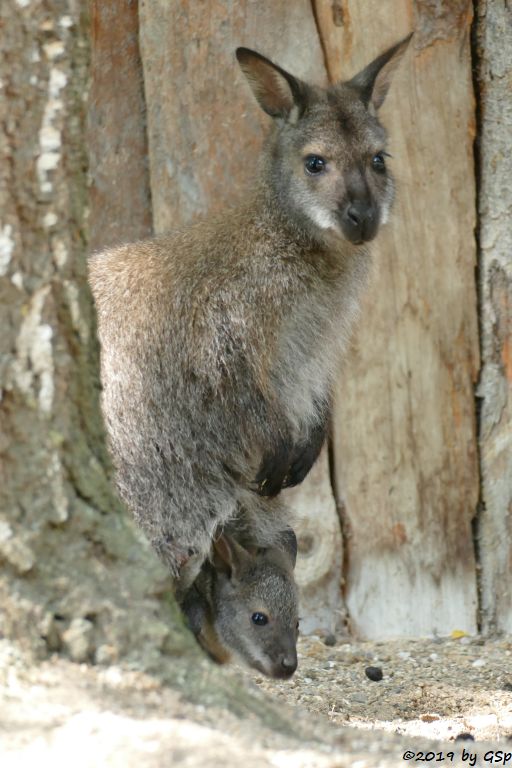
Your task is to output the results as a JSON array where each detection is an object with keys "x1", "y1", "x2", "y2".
[{"x1": 89, "y1": 0, "x2": 152, "y2": 251}]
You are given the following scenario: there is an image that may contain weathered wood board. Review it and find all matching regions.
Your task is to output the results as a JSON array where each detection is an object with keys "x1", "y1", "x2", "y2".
[
  {"x1": 138, "y1": 1, "x2": 344, "y2": 633},
  {"x1": 89, "y1": 0, "x2": 152, "y2": 251},
  {"x1": 475, "y1": 0, "x2": 512, "y2": 634},
  {"x1": 283, "y1": 449, "x2": 346, "y2": 635},
  {"x1": 318, "y1": 0, "x2": 480, "y2": 636}
]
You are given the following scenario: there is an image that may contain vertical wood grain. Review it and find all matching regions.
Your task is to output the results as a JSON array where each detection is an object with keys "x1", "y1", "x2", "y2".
[
  {"x1": 89, "y1": 0, "x2": 152, "y2": 251},
  {"x1": 317, "y1": 0, "x2": 480, "y2": 636}
]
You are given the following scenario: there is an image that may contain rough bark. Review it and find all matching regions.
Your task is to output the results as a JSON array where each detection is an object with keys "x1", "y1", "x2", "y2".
[
  {"x1": 0, "y1": 0, "x2": 188, "y2": 669},
  {"x1": 475, "y1": 0, "x2": 512, "y2": 634},
  {"x1": 322, "y1": 0, "x2": 480, "y2": 637}
]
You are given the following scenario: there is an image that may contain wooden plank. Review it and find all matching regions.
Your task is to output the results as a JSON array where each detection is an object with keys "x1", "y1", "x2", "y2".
[
  {"x1": 138, "y1": 1, "x2": 345, "y2": 633},
  {"x1": 284, "y1": 449, "x2": 346, "y2": 635},
  {"x1": 475, "y1": 0, "x2": 512, "y2": 634},
  {"x1": 317, "y1": 0, "x2": 480, "y2": 636},
  {"x1": 89, "y1": 0, "x2": 152, "y2": 251},
  {"x1": 139, "y1": 1, "x2": 326, "y2": 230}
]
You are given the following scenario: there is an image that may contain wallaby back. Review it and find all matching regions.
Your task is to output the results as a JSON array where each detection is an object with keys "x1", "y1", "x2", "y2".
[{"x1": 89, "y1": 37, "x2": 411, "y2": 581}]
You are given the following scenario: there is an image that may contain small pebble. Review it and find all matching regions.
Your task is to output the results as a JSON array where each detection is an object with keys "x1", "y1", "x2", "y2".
[
  {"x1": 365, "y1": 666, "x2": 383, "y2": 682},
  {"x1": 455, "y1": 733, "x2": 475, "y2": 741},
  {"x1": 472, "y1": 658, "x2": 486, "y2": 668},
  {"x1": 323, "y1": 634, "x2": 336, "y2": 647}
]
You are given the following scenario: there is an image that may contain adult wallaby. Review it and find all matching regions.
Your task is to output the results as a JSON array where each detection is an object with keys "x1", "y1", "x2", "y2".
[
  {"x1": 89, "y1": 37, "x2": 411, "y2": 585},
  {"x1": 180, "y1": 529, "x2": 299, "y2": 678}
]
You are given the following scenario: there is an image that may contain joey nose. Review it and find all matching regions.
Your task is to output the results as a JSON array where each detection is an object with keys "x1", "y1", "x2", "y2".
[
  {"x1": 341, "y1": 201, "x2": 377, "y2": 244},
  {"x1": 279, "y1": 653, "x2": 297, "y2": 678}
]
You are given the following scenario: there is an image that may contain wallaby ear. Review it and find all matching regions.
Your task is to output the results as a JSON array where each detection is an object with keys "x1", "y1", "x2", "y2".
[
  {"x1": 236, "y1": 47, "x2": 307, "y2": 120},
  {"x1": 347, "y1": 33, "x2": 413, "y2": 112},
  {"x1": 212, "y1": 534, "x2": 252, "y2": 579}
]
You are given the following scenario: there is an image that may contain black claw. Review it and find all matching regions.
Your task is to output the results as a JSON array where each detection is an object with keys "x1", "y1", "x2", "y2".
[
  {"x1": 282, "y1": 419, "x2": 327, "y2": 489},
  {"x1": 253, "y1": 411, "x2": 329, "y2": 496}
]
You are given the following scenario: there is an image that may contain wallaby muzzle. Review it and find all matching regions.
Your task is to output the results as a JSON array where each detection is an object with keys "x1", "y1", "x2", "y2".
[{"x1": 340, "y1": 199, "x2": 378, "y2": 244}]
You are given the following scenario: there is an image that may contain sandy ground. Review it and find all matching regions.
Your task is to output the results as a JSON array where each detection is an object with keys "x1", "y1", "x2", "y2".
[
  {"x1": 1, "y1": 635, "x2": 511, "y2": 767},
  {"x1": 252, "y1": 634, "x2": 512, "y2": 742}
]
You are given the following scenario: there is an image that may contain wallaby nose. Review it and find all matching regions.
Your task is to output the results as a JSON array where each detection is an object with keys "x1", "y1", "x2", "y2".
[{"x1": 341, "y1": 201, "x2": 377, "y2": 244}]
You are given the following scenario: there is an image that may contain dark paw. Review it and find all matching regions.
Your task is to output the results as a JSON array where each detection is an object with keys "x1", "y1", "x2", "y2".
[
  {"x1": 281, "y1": 450, "x2": 313, "y2": 489},
  {"x1": 282, "y1": 421, "x2": 327, "y2": 489},
  {"x1": 253, "y1": 436, "x2": 294, "y2": 497},
  {"x1": 254, "y1": 456, "x2": 290, "y2": 497}
]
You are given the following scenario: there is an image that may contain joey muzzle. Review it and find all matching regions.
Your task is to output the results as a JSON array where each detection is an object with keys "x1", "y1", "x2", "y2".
[
  {"x1": 274, "y1": 649, "x2": 298, "y2": 679},
  {"x1": 252, "y1": 645, "x2": 297, "y2": 679}
]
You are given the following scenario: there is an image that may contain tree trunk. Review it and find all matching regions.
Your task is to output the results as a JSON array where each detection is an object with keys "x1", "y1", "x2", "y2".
[
  {"x1": 0, "y1": 0, "x2": 190, "y2": 670},
  {"x1": 475, "y1": 0, "x2": 512, "y2": 634}
]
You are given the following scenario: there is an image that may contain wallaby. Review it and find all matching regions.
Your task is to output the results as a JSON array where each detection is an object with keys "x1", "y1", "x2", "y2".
[
  {"x1": 180, "y1": 528, "x2": 299, "y2": 678},
  {"x1": 89, "y1": 37, "x2": 411, "y2": 586}
]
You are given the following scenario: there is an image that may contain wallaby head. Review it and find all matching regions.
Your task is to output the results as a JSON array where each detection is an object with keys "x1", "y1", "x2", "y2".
[
  {"x1": 237, "y1": 34, "x2": 411, "y2": 245},
  {"x1": 209, "y1": 530, "x2": 299, "y2": 679}
]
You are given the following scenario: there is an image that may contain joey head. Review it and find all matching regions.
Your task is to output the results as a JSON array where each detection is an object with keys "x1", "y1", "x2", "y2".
[{"x1": 181, "y1": 529, "x2": 299, "y2": 679}]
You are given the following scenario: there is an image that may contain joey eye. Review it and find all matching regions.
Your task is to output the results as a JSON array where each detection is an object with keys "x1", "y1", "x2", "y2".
[
  {"x1": 372, "y1": 153, "x2": 387, "y2": 173},
  {"x1": 304, "y1": 155, "x2": 326, "y2": 175},
  {"x1": 251, "y1": 612, "x2": 268, "y2": 626}
]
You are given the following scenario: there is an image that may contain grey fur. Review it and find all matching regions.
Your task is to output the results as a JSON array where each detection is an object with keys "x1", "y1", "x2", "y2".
[
  {"x1": 181, "y1": 531, "x2": 299, "y2": 678},
  {"x1": 89, "y1": 38, "x2": 411, "y2": 583}
]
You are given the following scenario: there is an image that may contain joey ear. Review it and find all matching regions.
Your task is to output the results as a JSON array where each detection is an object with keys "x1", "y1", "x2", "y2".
[
  {"x1": 212, "y1": 534, "x2": 252, "y2": 579},
  {"x1": 348, "y1": 33, "x2": 413, "y2": 112},
  {"x1": 278, "y1": 527, "x2": 298, "y2": 569},
  {"x1": 236, "y1": 47, "x2": 307, "y2": 120},
  {"x1": 261, "y1": 528, "x2": 298, "y2": 570}
]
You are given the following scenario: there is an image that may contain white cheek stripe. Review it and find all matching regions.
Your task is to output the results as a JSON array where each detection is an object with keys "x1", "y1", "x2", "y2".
[{"x1": 308, "y1": 204, "x2": 335, "y2": 231}]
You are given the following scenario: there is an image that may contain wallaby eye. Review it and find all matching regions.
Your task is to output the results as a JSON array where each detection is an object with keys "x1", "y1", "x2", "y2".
[
  {"x1": 304, "y1": 155, "x2": 326, "y2": 175},
  {"x1": 372, "y1": 153, "x2": 387, "y2": 173},
  {"x1": 251, "y1": 612, "x2": 268, "y2": 626}
]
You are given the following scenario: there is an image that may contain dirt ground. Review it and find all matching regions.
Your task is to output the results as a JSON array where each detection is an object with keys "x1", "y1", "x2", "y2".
[
  {"x1": 1, "y1": 634, "x2": 511, "y2": 767},
  {"x1": 252, "y1": 634, "x2": 512, "y2": 742}
]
